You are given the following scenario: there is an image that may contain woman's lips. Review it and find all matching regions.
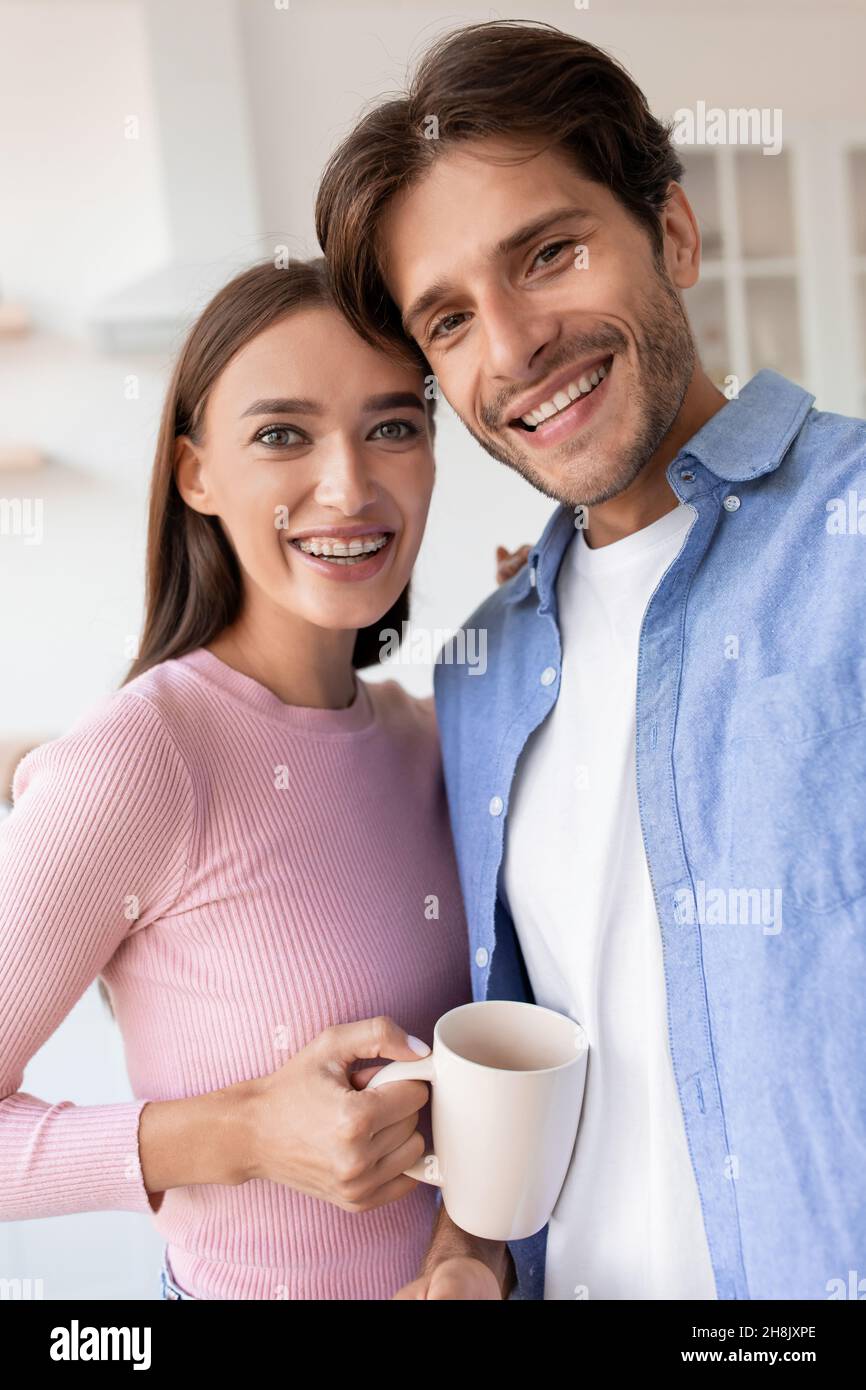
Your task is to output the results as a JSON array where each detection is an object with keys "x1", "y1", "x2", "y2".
[{"x1": 285, "y1": 531, "x2": 396, "y2": 583}]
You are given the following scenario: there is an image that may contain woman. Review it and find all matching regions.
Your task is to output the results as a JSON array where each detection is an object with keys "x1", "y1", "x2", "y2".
[{"x1": 0, "y1": 258, "x2": 527, "y2": 1300}]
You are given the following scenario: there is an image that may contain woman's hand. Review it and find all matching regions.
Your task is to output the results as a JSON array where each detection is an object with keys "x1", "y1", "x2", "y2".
[
  {"x1": 495, "y1": 543, "x2": 532, "y2": 586},
  {"x1": 240, "y1": 1016, "x2": 431, "y2": 1212}
]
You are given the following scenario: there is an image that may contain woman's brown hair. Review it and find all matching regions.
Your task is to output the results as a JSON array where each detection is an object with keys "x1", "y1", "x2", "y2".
[
  {"x1": 316, "y1": 19, "x2": 684, "y2": 355},
  {"x1": 96, "y1": 258, "x2": 433, "y2": 1015}
]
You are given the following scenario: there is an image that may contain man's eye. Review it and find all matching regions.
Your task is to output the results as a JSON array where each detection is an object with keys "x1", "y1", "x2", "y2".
[
  {"x1": 429, "y1": 311, "x2": 468, "y2": 342},
  {"x1": 370, "y1": 419, "x2": 419, "y2": 441},
  {"x1": 532, "y1": 241, "x2": 570, "y2": 270},
  {"x1": 255, "y1": 425, "x2": 303, "y2": 447}
]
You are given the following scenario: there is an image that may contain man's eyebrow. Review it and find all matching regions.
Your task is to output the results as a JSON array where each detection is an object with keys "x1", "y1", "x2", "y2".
[
  {"x1": 240, "y1": 397, "x2": 320, "y2": 418},
  {"x1": 401, "y1": 206, "x2": 594, "y2": 336},
  {"x1": 402, "y1": 281, "x2": 457, "y2": 338},
  {"x1": 492, "y1": 205, "x2": 594, "y2": 259}
]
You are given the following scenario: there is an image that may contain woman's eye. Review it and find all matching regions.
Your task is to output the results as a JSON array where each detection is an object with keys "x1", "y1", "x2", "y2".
[
  {"x1": 370, "y1": 419, "x2": 419, "y2": 442},
  {"x1": 255, "y1": 425, "x2": 303, "y2": 448}
]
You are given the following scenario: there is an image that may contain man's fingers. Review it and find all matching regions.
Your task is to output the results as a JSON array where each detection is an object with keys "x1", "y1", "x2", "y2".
[
  {"x1": 495, "y1": 543, "x2": 532, "y2": 584},
  {"x1": 392, "y1": 1276, "x2": 430, "y2": 1299},
  {"x1": 427, "y1": 1257, "x2": 504, "y2": 1300}
]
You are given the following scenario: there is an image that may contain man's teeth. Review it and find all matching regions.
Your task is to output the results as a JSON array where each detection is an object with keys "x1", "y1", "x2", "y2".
[
  {"x1": 520, "y1": 362, "x2": 608, "y2": 428},
  {"x1": 294, "y1": 533, "x2": 390, "y2": 564}
]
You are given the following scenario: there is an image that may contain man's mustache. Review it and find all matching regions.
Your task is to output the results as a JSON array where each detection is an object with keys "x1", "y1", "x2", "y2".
[{"x1": 479, "y1": 326, "x2": 629, "y2": 431}]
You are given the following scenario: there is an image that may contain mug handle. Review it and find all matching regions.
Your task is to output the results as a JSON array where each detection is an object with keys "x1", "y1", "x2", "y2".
[{"x1": 365, "y1": 1054, "x2": 442, "y2": 1186}]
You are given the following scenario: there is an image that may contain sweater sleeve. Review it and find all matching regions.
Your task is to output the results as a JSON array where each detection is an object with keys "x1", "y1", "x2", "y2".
[{"x1": 0, "y1": 690, "x2": 194, "y2": 1220}]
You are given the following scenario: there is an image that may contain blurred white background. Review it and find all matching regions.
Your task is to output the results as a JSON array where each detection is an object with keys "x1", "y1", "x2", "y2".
[{"x1": 1, "y1": 0, "x2": 865, "y2": 1299}]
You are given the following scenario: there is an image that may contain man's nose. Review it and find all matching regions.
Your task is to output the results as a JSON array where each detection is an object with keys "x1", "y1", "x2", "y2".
[{"x1": 478, "y1": 284, "x2": 559, "y2": 383}]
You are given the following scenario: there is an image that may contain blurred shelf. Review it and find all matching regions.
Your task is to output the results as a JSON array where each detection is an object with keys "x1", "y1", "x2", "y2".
[{"x1": 679, "y1": 131, "x2": 866, "y2": 405}]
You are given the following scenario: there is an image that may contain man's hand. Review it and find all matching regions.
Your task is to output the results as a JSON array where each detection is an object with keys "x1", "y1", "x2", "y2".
[
  {"x1": 391, "y1": 1206, "x2": 516, "y2": 1299},
  {"x1": 393, "y1": 1255, "x2": 503, "y2": 1300},
  {"x1": 496, "y1": 543, "x2": 532, "y2": 586}
]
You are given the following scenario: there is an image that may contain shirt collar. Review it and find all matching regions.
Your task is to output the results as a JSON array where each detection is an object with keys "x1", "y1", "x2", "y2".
[
  {"x1": 502, "y1": 368, "x2": 815, "y2": 610},
  {"x1": 676, "y1": 368, "x2": 814, "y2": 482}
]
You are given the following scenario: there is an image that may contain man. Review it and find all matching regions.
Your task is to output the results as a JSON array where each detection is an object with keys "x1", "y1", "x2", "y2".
[{"x1": 316, "y1": 20, "x2": 866, "y2": 1300}]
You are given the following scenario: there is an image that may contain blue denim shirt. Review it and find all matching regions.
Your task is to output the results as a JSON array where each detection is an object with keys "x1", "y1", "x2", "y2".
[{"x1": 433, "y1": 369, "x2": 866, "y2": 1301}]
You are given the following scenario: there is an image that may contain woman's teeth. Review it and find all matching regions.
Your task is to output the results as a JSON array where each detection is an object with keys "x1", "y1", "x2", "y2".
[
  {"x1": 520, "y1": 360, "x2": 609, "y2": 429},
  {"x1": 293, "y1": 533, "x2": 390, "y2": 565}
]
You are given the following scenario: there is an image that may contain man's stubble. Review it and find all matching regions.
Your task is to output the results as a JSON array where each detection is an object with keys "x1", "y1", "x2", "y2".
[{"x1": 453, "y1": 263, "x2": 697, "y2": 511}]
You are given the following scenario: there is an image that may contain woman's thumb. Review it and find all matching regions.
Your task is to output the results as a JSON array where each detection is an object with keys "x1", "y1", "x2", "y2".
[{"x1": 323, "y1": 1016, "x2": 430, "y2": 1069}]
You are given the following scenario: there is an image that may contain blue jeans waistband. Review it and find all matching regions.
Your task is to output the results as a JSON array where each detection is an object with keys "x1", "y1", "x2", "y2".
[{"x1": 160, "y1": 1245, "x2": 195, "y2": 1300}]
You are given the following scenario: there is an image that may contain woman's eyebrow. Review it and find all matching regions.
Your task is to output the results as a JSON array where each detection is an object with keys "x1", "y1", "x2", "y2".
[
  {"x1": 240, "y1": 393, "x2": 425, "y2": 418},
  {"x1": 362, "y1": 392, "x2": 426, "y2": 412},
  {"x1": 240, "y1": 397, "x2": 321, "y2": 418}
]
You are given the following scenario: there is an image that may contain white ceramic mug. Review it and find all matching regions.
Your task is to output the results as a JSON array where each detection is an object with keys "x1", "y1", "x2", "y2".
[{"x1": 367, "y1": 999, "x2": 588, "y2": 1241}]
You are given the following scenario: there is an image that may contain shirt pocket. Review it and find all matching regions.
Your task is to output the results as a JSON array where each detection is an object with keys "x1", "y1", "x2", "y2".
[{"x1": 728, "y1": 656, "x2": 866, "y2": 914}]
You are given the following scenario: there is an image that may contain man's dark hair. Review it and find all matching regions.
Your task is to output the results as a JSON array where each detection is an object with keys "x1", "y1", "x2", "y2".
[{"x1": 316, "y1": 19, "x2": 684, "y2": 360}]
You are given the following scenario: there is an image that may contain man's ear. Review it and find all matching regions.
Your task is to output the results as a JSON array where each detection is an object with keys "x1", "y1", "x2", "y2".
[
  {"x1": 659, "y1": 181, "x2": 701, "y2": 291},
  {"x1": 174, "y1": 435, "x2": 216, "y2": 517}
]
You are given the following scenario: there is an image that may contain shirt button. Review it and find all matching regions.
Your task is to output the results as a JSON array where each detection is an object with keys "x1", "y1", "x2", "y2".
[
  {"x1": 475, "y1": 946, "x2": 489, "y2": 968},
  {"x1": 488, "y1": 795, "x2": 504, "y2": 816},
  {"x1": 722, "y1": 494, "x2": 741, "y2": 511},
  {"x1": 540, "y1": 666, "x2": 557, "y2": 686},
  {"x1": 680, "y1": 469, "x2": 695, "y2": 482},
  {"x1": 529, "y1": 567, "x2": 537, "y2": 588}
]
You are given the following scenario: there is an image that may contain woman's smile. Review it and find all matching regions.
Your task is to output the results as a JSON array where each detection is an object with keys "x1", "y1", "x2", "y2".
[{"x1": 284, "y1": 525, "x2": 398, "y2": 583}]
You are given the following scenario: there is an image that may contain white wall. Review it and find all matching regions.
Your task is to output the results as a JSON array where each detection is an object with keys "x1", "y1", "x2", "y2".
[
  {"x1": 0, "y1": 0, "x2": 175, "y2": 1298},
  {"x1": 0, "y1": 0, "x2": 170, "y2": 333}
]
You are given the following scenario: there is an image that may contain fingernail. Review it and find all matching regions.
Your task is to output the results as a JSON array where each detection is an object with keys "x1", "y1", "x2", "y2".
[{"x1": 408, "y1": 1034, "x2": 431, "y2": 1055}]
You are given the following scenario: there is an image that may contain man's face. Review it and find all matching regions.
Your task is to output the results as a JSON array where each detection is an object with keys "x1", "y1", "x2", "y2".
[{"x1": 379, "y1": 137, "x2": 697, "y2": 508}]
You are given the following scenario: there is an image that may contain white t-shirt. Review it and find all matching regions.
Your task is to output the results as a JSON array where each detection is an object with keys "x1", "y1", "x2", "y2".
[{"x1": 503, "y1": 502, "x2": 718, "y2": 1301}]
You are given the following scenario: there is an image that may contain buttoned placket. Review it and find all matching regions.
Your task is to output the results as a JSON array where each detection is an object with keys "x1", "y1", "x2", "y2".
[{"x1": 634, "y1": 457, "x2": 750, "y2": 1300}]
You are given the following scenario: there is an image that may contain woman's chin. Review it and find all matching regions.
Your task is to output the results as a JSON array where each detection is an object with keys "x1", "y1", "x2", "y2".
[{"x1": 287, "y1": 588, "x2": 405, "y2": 636}]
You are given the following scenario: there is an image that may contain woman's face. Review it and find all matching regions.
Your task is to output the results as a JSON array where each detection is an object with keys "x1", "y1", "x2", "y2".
[{"x1": 176, "y1": 304, "x2": 435, "y2": 638}]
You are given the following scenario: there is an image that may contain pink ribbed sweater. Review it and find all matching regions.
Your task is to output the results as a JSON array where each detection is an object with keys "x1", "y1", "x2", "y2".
[{"x1": 0, "y1": 647, "x2": 472, "y2": 1299}]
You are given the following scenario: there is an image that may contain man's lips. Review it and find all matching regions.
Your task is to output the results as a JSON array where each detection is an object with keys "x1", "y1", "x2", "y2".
[
  {"x1": 506, "y1": 355, "x2": 614, "y2": 449},
  {"x1": 504, "y1": 353, "x2": 614, "y2": 431}
]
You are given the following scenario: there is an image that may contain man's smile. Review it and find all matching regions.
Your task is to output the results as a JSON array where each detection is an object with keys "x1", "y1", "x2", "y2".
[{"x1": 503, "y1": 353, "x2": 614, "y2": 449}]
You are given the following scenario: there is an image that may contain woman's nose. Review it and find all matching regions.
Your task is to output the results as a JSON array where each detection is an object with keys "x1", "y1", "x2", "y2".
[{"x1": 313, "y1": 443, "x2": 378, "y2": 515}]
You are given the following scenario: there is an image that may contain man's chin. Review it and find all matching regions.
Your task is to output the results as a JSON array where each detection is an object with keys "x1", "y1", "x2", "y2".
[
  {"x1": 486, "y1": 437, "x2": 601, "y2": 509},
  {"x1": 466, "y1": 417, "x2": 632, "y2": 510}
]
